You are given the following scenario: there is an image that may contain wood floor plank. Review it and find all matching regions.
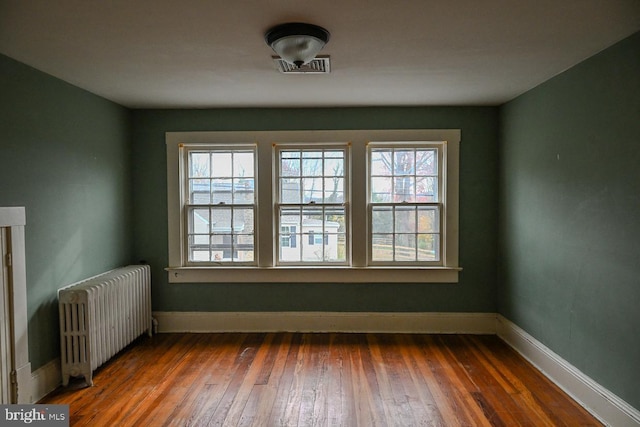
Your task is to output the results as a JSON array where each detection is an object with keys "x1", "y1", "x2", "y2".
[
  {"x1": 40, "y1": 333, "x2": 604, "y2": 426},
  {"x1": 326, "y1": 334, "x2": 355, "y2": 426},
  {"x1": 367, "y1": 334, "x2": 419, "y2": 426},
  {"x1": 265, "y1": 333, "x2": 302, "y2": 426},
  {"x1": 349, "y1": 338, "x2": 385, "y2": 426},
  {"x1": 164, "y1": 334, "x2": 237, "y2": 426},
  {"x1": 422, "y1": 335, "x2": 493, "y2": 426},
  {"x1": 244, "y1": 333, "x2": 293, "y2": 427},
  {"x1": 396, "y1": 335, "x2": 446, "y2": 426},
  {"x1": 197, "y1": 334, "x2": 264, "y2": 426}
]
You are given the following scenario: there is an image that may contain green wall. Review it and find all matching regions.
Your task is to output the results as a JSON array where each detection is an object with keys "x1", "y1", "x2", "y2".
[
  {"x1": 499, "y1": 32, "x2": 640, "y2": 408},
  {"x1": 131, "y1": 107, "x2": 499, "y2": 313},
  {"x1": 0, "y1": 54, "x2": 133, "y2": 370}
]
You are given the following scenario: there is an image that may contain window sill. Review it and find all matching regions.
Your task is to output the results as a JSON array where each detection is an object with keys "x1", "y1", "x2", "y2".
[{"x1": 166, "y1": 266, "x2": 461, "y2": 284}]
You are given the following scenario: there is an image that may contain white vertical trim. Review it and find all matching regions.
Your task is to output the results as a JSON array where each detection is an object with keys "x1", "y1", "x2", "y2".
[
  {"x1": 0, "y1": 207, "x2": 31, "y2": 404},
  {"x1": 497, "y1": 315, "x2": 640, "y2": 427},
  {"x1": 0, "y1": 228, "x2": 11, "y2": 403}
]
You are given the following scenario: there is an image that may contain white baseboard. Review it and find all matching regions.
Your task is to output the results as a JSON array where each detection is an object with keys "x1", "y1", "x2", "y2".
[
  {"x1": 152, "y1": 311, "x2": 498, "y2": 334},
  {"x1": 15, "y1": 362, "x2": 32, "y2": 404},
  {"x1": 30, "y1": 358, "x2": 61, "y2": 403},
  {"x1": 497, "y1": 315, "x2": 640, "y2": 427}
]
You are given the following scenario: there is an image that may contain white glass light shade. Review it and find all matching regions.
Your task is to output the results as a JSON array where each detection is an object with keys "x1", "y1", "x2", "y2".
[
  {"x1": 271, "y1": 35, "x2": 326, "y2": 67},
  {"x1": 265, "y1": 23, "x2": 330, "y2": 68}
]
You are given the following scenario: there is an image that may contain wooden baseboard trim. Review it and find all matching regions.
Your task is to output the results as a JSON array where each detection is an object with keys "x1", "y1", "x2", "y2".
[
  {"x1": 152, "y1": 311, "x2": 498, "y2": 334},
  {"x1": 497, "y1": 315, "x2": 640, "y2": 427}
]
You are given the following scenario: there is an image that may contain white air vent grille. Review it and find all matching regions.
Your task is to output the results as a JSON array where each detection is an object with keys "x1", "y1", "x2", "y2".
[{"x1": 273, "y1": 56, "x2": 331, "y2": 74}]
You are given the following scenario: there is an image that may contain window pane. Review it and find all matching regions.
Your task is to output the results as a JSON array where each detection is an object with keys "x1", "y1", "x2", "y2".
[
  {"x1": 324, "y1": 178, "x2": 344, "y2": 203},
  {"x1": 212, "y1": 152, "x2": 232, "y2": 177},
  {"x1": 190, "y1": 178, "x2": 211, "y2": 204},
  {"x1": 394, "y1": 176, "x2": 415, "y2": 202},
  {"x1": 395, "y1": 206, "x2": 416, "y2": 233},
  {"x1": 281, "y1": 156, "x2": 301, "y2": 177},
  {"x1": 372, "y1": 234, "x2": 393, "y2": 261},
  {"x1": 371, "y1": 150, "x2": 392, "y2": 176},
  {"x1": 237, "y1": 234, "x2": 254, "y2": 262},
  {"x1": 417, "y1": 207, "x2": 439, "y2": 233},
  {"x1": 189, "y1": 152, "x2": 210, "y2": 177},
  {"x1": 280, "y1": 178, "x2": 301, "y2": 203},
  {"x1": 233, "y1": 152, "x2": 254, "y2": 178},
  {"x1": 279, "y1": 208, "x2": 302, "y2": 262},
  {"x1": 234, "y1": 207, "x2": 254, "y2": 234},
  {"x1": 302, "y1": 155, "x2": 323, "y2": 176},
  {"x1": 189, "y1": 235, "x2": 210, "y2": 262},
  {"x1": 302, "y1": 151, "x2": 323, "y2": 159},
  {"x1": 210, "y1": 234, "x2": 231, "y2": 260},
  {"x1": 191, "y1": 208, "x2": 209, "y2": 234},
  {"x1": 233, "y1": 178, "x2": 254, "y2": 204},
  {"x1": 371, "y1": 177, "x2": 392, "y2": 202},
  {"x1": 416, "y1": 177, "x2": 438, "y2": 202},
  {"x1": 418, "y1": 234, "x2": 439, "y2": 261},
  {"x1": 394, "y1": 234, "x2": 417, "y2": 261},
  {"x1": 211, "y1": 207, "x2": 231, "y2": 233},
  {"x1": 394, "y1": 150, "x2": 414, "y2": 175},
  {"x1": 416, "y1": 149, "x2": 437, "y2": 175},
  {"x1": 211, "y1": 179, "x2": 232, "y2": 204},
  {"x1": 324, "y1": 157, "x2": 344, "y2": 176},
  {"x1": 372, "y1": 207, "x2": 393, "y2": 233},
  {"x1": 303, "y1": 178, "x2": 323, "y2": 203},
  {"x1": 325, "y1": 207, "x2": 346, "y2": 262}
]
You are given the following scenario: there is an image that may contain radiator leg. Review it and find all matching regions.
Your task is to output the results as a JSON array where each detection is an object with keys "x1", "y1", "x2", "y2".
[
  {"x1": 84, "y1": 372, "x2": 94, "y2": 387},
  {"x1": 62, "y1": 374, "x2": 70, "y2": 387}
]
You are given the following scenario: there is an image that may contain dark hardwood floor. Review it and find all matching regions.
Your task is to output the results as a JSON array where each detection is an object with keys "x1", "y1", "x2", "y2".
[{"x1": 40, "y1": 333, "x2": 602, "y2": 426}]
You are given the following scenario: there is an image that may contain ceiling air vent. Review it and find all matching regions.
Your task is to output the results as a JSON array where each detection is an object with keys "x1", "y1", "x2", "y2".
[{"x1": 273, "y1": 56, "x2": 331, "y2": 74}]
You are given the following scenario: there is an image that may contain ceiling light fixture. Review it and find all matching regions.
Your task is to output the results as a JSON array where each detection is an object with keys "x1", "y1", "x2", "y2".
[{"x1": 265, "y1": 22, "x2": 330, "y2": 68}]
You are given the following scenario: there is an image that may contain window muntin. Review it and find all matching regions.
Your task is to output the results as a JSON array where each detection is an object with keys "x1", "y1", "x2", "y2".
[
  {"x1": 368, "y1": 144, "x2": 443, "y2": 265},
  {"x1": 276, "y1": 146, "x2": 349, "y2": 265},
  {"x1": 185, "y1": 146, "x2": 256, "y2": 264}
]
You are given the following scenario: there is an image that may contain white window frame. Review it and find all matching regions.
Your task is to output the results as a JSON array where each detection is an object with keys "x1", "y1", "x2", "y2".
[
  {"x1": 367, "y1": 142, "x2": 445, "y2": 266},
  {"x1": 166, "y1": 130, "x2": 460, "y2": 283},
  {"x1": 274, "y1": 143, "x2": 350, "y2": 266},
  {"x1": 182, "y1": 144, "x2": 257, "y2": 266}
]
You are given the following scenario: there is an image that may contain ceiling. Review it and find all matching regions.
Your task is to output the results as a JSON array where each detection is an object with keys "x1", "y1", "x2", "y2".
[{"x1": 1, "y1": 0, "x2": 639, "y2": 109}]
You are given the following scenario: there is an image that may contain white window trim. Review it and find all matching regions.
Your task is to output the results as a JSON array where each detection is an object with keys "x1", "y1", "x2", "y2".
[{"x1": 166, "y1": 130, "x2": 461, "y2": 283}]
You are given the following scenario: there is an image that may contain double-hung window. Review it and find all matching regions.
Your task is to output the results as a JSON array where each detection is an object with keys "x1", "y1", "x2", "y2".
[
  {"x1": 167, "y1": 130, "x2": 460, "y2": 283},
  {"x1": 368, "y1": 143, "x2": 442, "y2": 265},
  {"x1": 275, "y1": 145, "x2": 349, "y2": 265},
  {"x1": 184, "y1": 145, "x2": 256, "y2": 265}
]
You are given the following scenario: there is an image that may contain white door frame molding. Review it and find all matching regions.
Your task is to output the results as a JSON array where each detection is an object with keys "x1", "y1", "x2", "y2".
[{"x1": 0, "y1": 207, "x2": 31, "y2": 403}]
